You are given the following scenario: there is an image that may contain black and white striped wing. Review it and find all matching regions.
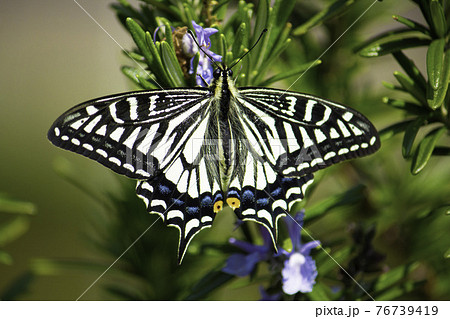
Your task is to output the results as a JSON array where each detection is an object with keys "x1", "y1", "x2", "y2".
[
  {"x1": 224, "y1": 88, "x2": 380, "y2": 239},
  {"x1": 48, "y1": 89, "x2": 222, "y2": 262},
  {"x1": 135, "y1": 153, "x2": 224, "y2": 263},
  {"x1": 237, "y1": 88, "x2": 380, "y2": 177},
  {"x1": 225, "y1": 159, "x2": 314, "y2": 248},
  {"x1": 48, "y1": 89, "x2": 212, "y2": 178}
]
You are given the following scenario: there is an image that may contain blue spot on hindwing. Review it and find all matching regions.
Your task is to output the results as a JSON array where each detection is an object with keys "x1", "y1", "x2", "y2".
[
  {"x1": 281, "y1": 177, "x2": 294, "y2": 183},
  {"x1": 201, "y1": 195, "x2": 213, "y2": 207},
  {"x1": 256, "y1": 198, "x2": 269, "y2": 207},
  {"x1": 271, "y1": 187, "x2": 282, "y2": 197},
  {"x1": 158, "y1": 184, "x2": 171, "y2": 195},
  {"x1": 187, "y1": 206, "x2": 199, "y2": 215},
  {"x1": 227, "y1": 189, "x2": 240, "y2": 198},
  {"x1": 214, "y1": 192, "x2": 223, "y2": 202},
  {"x1": 172, "y1": 198, "x2": 184, "y2": 207},
  {"x1": 242, "y1": 189, "x2": 255, "y2": 202}
]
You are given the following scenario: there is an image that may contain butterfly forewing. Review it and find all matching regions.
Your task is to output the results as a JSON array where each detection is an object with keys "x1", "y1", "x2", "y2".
[
  {"x1": 237, "y1": 88, "x2": 380, "y2": 177},
  {"x1": 48, "y1": 88, "x2": 211, "y2": 180}
]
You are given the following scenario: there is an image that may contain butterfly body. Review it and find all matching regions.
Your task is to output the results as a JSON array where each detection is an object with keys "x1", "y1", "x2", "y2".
[
  {"x1": 197, "y1": 68, "x2": 249, "y2": 208},
  {"x1": 48, "y1": 65, "x2": 380, "y2": 263}
]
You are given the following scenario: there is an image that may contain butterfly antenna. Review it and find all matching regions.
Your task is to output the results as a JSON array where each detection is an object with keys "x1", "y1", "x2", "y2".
[
  {"x1": 229, "y1": 28, "x2": 268, "y2": 70},
  {"x1": 187, "y1": 29, "x2": 221, "y2": 69}
]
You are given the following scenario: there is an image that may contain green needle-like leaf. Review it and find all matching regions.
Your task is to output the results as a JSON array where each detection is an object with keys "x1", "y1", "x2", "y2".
[
  {"x1": 219, "y1": 33, "x2": 228, "y2": 65},
  {"x1": 253, "y1": 0, "x2": 294, "y2": 73},
  {"x1": 392, "y1": 15, "x2": 431, "y2": 36},
  {"x1": 232, "y1": 23, "x2": 247, "y2": 61},
  {"x1": 426, "y1": 39, "x2": 445, "y2": 91},
  {"x1": 183, "y1": 2, "x2": 197, "y2": 24},
  {"x1": 237, "y1": 1, "x2": 251, "y2": 41},
  {"x1": 427, "y1": 49, "x2": 450, "y2": 110},
  {"x1": 382, "y1": 97, "x2": 427, "y2": 115},
  {"x1": 292, "y1": 0, "x2": 356, "y2": 36},
  {"x1": 0, "y1": 217, "x2": 30, "y2": 246},
  {"x1": 411, "y1": 126, "x2": 446, "y2": 175},
  {"x1": 124, "y1": 50, "x2": 145, "y2": 63},
  {"x1": 126, "y1": 18, "x2": 154, "y2": 67},
  {"x1": 254, "y1": 0, "x2": 269, "y2": 38},
  {"x1": 378, "y1": 120, "x2": 415, "y2": 142},
  {"x1": 121, "y1": 66, "x2": 158, "y2": 89},
  {"x1": 160, "y1": 41, "x2": 185, "y2": 87},
  {"x1": 373, "y1": 263, "x2": 419, "y2": 295},
  {"x1": 163, "y1": 21, "x2": 175, "y2": 51},
  {"x1": 359, "y1": 37, "x2": 430, "y2": 57},
  {"x1": 0, "y1": 195, "x2": 35, "y2": 215},
  {"x1": 381, "y1": 81, "x2": 405, "y2": 92},
  {"x1": 136, "y1": 75, "x2": 159, "y2": 90},
  {"x1": 265, "y1": 21, "x2": 291, "y2": 64},
  {"x1": 402, "y1": 116, "x2": 427, "y2": 158},
  {"x1": 144, "y1": 32, "x2": 172, "y2": 87},
  {"x1": 393, "y1": 51, "x2": 427, "y2": 91},
  {"x1": 31, "y1": 259, "x2": 111, "y2": 276},
  {"x1": 394, "y1": 71, "x2": 427, "y2": 105},
  {"x1": 305, "y1": 185, "x2": 365, "y2": 223},
  {"x1": 355, "y1": 28, "x2": 417, "y2": 54},
  {"x1": 429, "y1": 0, "x2": 447, "y2": 38},
  {"x1": 376, "y1": 280, "x2": 419, "y2": 301}
]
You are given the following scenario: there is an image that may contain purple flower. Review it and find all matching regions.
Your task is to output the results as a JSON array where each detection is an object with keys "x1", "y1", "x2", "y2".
[
  {"x1": 222, "y1": 210, "x2": 321, "y2": 297},
  {"x1": 182, "y1": 21, "x2": 222, "y2": 86},
  {"x1": 280, "y1": 211, "x2": 321, "y2": 295},
  {"x1": 222, "y1": 227, "x2": 273, "y2": 277}
]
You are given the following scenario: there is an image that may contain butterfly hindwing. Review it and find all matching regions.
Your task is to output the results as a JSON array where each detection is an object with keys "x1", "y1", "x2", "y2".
[
  {"x1": 225, "y1": 153, "x2": 314, "y2": 248},
  {"x1": 136, "y1": 165, "x2": 220, "y2": 263}
]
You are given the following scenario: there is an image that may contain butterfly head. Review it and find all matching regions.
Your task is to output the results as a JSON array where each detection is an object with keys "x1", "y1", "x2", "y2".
[{"x1": 213, "y1": 67, "x2": 233, "y2": 81}]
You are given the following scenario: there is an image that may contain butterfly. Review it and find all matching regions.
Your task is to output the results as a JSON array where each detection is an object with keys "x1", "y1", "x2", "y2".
[{"x1": 48, "y1": 35, "x2": 380, "y2": 263}]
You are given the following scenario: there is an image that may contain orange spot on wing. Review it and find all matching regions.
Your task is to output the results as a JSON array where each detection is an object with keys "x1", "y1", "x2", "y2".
[
  {"x1": 213, "y1": 200, "x2": 223, "y2": 213},
  {"x1": 226, "y1": 198, "x2": 241, "y2": 210}
]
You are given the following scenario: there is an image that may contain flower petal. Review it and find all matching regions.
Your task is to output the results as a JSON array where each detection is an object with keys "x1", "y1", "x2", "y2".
[
  {"x1": 282, "y1": 252, "x2": 318, "y2": 294},
  {"x1": 201, "y1": 27, "x2": 218, "y2": 47},
  {"x1": 181, "y1": 33, "x2": 197, "y2": 57},
  {"x1": 188, "y1": 21, "x2": 222, "y2": 86},
  {"x1": 222, "y1": 252, "x2": 261, "y2": 277},
  {"x1": 229, "y1": 237, "x2": 268, "y2": 254},
  {"x1": 284, "y1": 210, "x2": 305, "y2": 250},
  {"x1": 299, "y1": 240, "x2": 321, "y2": 256}
]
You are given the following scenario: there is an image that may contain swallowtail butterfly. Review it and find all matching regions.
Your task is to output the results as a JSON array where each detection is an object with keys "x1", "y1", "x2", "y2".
[{"x1": 48, "y1": 37, "x2": 380, "y2": 263}]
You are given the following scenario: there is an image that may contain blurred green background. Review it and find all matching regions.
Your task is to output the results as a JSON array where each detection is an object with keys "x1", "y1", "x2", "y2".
[
  {"x1": 1, "y1": 0, "x2": 449, "y2": 300},
  {"x1": 0, "y1": 0, "x2": 138, "y2": 299}
]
